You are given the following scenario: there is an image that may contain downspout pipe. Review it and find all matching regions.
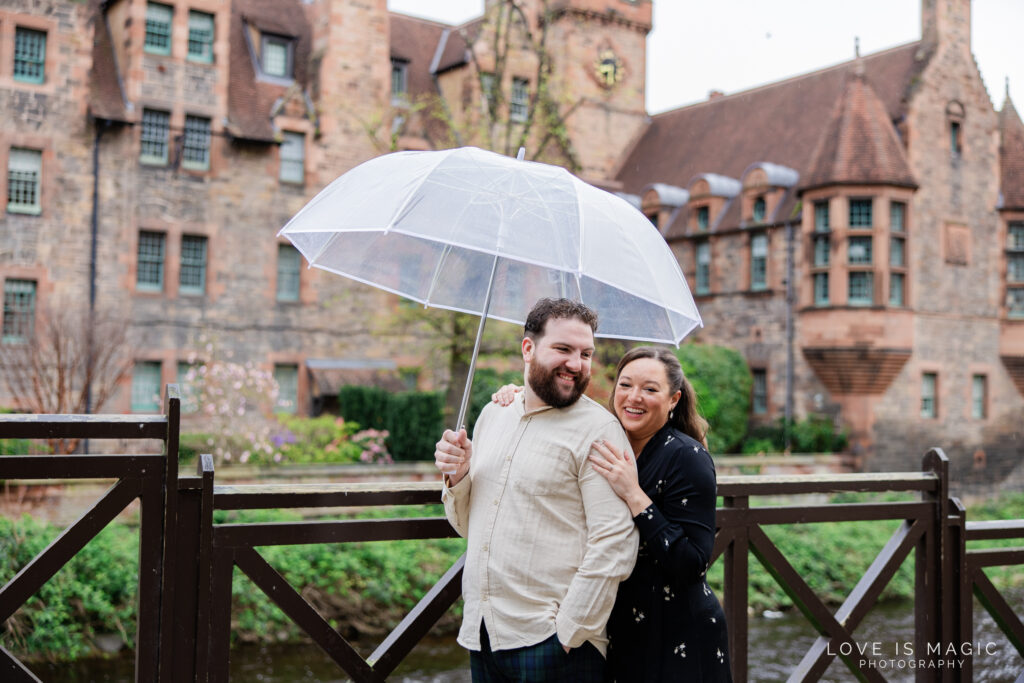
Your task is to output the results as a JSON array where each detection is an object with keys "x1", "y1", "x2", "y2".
[{"x1": 85, "y1": 118, "x2": 108, "y2": 453}]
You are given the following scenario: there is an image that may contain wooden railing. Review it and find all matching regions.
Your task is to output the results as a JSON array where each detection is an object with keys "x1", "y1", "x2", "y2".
[{"x1": 0, "y1": 388, "x2": 1022, "y2": 681}]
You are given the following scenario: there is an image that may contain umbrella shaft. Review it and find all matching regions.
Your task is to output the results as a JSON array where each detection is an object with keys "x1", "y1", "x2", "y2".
[{"x1": 455, "y1": 256, "x2": 499, "y2": 431}]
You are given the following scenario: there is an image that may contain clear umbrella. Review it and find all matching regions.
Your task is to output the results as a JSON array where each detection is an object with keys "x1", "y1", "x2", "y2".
[{"x1": 279, "y1": 146, "x2": 702, "y2": 430}]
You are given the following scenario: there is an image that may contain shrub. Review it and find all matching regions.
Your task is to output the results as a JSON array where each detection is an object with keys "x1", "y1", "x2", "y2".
[
  {"x1": 337, "y1": 386, "x2": 390, "y2": 432},
  {"x1": 742, "y1": 415, "x2": 848, "y2": 454},
  {"x1": 385, "y1": 391, "x2": 444, "y2": 461},
  {"x1": 675, "y1": 344, "x2": 752, "y2": 454}
]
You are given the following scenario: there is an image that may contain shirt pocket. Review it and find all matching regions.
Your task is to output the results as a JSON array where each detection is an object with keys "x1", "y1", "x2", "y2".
[{"x1": 509, "y1": 437, "x2": 577, "y2": 496}]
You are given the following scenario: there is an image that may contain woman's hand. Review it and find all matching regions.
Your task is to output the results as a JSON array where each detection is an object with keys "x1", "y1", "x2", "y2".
[
  {"x1": 589, "y1": 439, "x2": 652, "y2": 517},
  {"x1": 491, "y1": 384, "x2": 523, "y2": 407}
]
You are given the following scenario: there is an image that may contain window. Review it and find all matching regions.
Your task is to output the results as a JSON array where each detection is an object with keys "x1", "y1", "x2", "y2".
[
  {"x1": 14, "y1": 28, "x2": 46, "y2": 84},
  {"x1": 7, "y1": 148, "x2": 42, "y2": 214},
  {"x1": 180, "y1": 235, "x2": 207, "y2": 295},
  {"x1": 950, "y1": 120, "x2": 962, "y2": 158},
  {"x1": 140, "y1": 109, "x2": 170, "y2": 165},
  {"x1": 814, "y1": 273, "x2": 829, "y2": 306},
  {"x1": 137, "y1": 230, "x2": 166, "y2": 292},
  {"x1": 848, "y1": 236, "x2": 872, "y2": 265},
  {"x1": 814, "y1": 201, "x2": 830, "y2": 232},
  {"x1": 391, "y1": 59, "x2": 408, "y2": 105},
  {"x1": 890, "y1": 202, "x2": 906, "y2": 233},
  {"x1": 890, "y1": 236, "x2": 905, "y2": 267},
  {"x1": 182, "y1": 115, "x2": 211, "y2": 171},
  {"x1": 277, "y1": 244, "x2": 301, "y2": 301},
  {"x1": 176, "y1": 362, "x2": 199, "y2": 414},
  {"x1": 144, "y1": 3, "x2": 173, "y2": 55},
  {"x1": 921, "y1": 372, "x2": 937, "y2": 418},
  {"x1": 274, "y1": 363, "x2": 298, "y2": 414},
  {"x1": 2, "y1": 279, "x2": 36, "y2": 344},
  {"x1": 889, "y1": 273, "x2": 905, "y2": 307},
  {"x1": 261, "y1": 34, "x2": 292, "y2": 78},
  {"x1": 1009, "y1": 222, "x2": 1024, "y2": 318},
  {"x1": 849, "y1": 199, "x2": 872, "y2": 228},
  {"x1": 279, "y1": 131, "x2": 304, "y2": 183},
  {"x1": 132, "y1": 361, "x2": 163, "y2": 412},
  {"x1": 510, "y1": 77, "x2": 529, "y2": 122},
  {"x1": 695, "y1": 241, "x2": 710, "y2": 295},
  {"x1": 750, "y1": 233, "x2": 767, "y2": 291},
  {"x1": 480, "y1": 72, "x2": 496, "y2": 111},
  {"x1": 187, "y1": 11, "x2": 214, "y2": 63},
  {"x1": 814, "y1": 235, "x2": 830, "y2": 267},
  {"x1": 752, "y1": 196, "x2": 766, "y2": 223},
  {"x1": 696, "y1": 206, "x2": 709, "y2": 231},
  {"x1": 971, "y1": 374, "x2": 987, "y2": 419},
  {"x1": 848, "y1": 272, "x2": 873, "y2": 306},
  {"x1": 752, "y1": 368, "x2": 767, "y2": 414}
]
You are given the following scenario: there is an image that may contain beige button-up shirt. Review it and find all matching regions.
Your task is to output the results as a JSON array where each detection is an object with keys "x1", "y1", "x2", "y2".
[{"x1": 442, "y1": 393, "x2": 638, "y2": 656}]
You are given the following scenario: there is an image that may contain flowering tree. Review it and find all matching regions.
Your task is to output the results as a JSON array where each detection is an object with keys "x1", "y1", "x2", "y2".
[{"x1": 180, "y1": 342, "x2": 281, "y2": 465}]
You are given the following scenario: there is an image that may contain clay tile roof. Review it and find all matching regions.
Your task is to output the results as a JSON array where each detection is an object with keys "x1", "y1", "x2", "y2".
[
  {"x1": 226, "y1": 0, "x2": 311, "y2": 142},
  {"x1": 89, "y1": 1, "x2": 129, "y2": 122},
  {"x1": 389, "y1": 13, "x2": 447, "y2": 99},
  {"x1": 616, "y1": 42, "x2": 928, "y2": 237},
  {"x1": 800, "y1": 67, "x2": 917, "y2": 193},
  {"x1": 1000, "y1": 95, "x2": 1024, "y2": 210}
]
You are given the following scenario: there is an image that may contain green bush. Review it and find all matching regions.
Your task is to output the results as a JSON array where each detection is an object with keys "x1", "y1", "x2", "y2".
[
  {"x1": 464, "y1": 367, "x2": 523, "y2": 435},
  {"x1": 675, "y1": 344, "x2": 752, "y2": 454},
  {"x1": 385, "y1": 391, "x2": 445, "y2": 461},
  {"x1": 742, "y1": 415, "x2": 848, "y2": 454},
  {"x1": 339, "y1": 386, "x2": 444, "y2": 461}
]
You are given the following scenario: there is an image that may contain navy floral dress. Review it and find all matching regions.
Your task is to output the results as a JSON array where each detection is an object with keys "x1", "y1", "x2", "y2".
[{"x1": 606, "y1": 423, "x2": 731, "y2": 682}]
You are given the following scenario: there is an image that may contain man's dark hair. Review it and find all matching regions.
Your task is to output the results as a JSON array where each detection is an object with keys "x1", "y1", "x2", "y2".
[{"x1": 523, "y1": 298, "x2": 598, "y2": 340}]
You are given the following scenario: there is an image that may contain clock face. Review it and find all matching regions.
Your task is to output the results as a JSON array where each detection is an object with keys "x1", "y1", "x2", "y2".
[{"x1": 595, "y1": 49, "x2": 623, "y2": 88}]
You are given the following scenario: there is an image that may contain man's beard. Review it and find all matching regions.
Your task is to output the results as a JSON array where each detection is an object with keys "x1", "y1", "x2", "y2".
[{"x1": 528, "y1": 362, "x2": 589, "y2": 409}]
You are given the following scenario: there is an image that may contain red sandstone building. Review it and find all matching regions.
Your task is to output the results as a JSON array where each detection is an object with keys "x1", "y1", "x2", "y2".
[{"x1": 1, "y1": 0, "x2": 1022, "y2": 479}]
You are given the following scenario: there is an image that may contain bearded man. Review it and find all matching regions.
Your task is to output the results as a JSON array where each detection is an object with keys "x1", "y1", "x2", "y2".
[{"x1": 435, "y1": 298, "x2": 638, "y2": 682}]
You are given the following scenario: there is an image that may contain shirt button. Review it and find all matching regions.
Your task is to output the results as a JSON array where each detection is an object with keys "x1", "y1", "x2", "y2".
[
  {"x1": 482, "y1": 544, "x2": 489, "y2": 552},
  {"x1": 492, "y1": 499, "x2": 499, "y2": 505}
]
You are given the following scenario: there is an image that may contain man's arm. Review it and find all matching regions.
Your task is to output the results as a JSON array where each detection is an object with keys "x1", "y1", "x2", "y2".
[{"x1": 555, "y1": 422, "x2": 639, "y2": 649}]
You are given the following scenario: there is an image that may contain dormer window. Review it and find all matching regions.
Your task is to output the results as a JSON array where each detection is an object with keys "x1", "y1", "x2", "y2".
[
  {"x1": 752, "y1": 196, "x2": 766, "y2": 223},
  {"x1": 261, "y1": 33, "x2": 293, "y2": 79},
  {"x1": 696, "y1": 206, "x2": 709, "y2": 231}
]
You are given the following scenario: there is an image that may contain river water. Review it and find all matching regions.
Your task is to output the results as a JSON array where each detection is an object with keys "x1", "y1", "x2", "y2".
[{"x1": 34, "y1": 590, "x2": 1023, "y2": 682}]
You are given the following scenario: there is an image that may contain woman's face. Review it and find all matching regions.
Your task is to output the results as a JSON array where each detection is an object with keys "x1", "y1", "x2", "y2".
[{"x1": 613, "y1": 357, "x2": 681, "y2": 442}]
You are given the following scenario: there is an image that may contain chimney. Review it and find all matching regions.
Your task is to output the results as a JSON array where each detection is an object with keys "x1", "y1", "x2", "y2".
[{"x1": 921, "y1": 0, "x2": 971, "y2": 51}]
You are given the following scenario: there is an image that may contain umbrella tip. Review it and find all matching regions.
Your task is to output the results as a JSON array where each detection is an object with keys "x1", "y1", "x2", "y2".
[{"x1": 516, "y1": 147, "x2": 526, "y2": 161}]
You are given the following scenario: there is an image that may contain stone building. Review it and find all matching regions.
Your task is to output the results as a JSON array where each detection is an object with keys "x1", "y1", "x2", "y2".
[
  {"x1": 1, "y1": 0, "x2": 1021, "y2": 477},
  {"x1": 615, "y1": 0, "x2": 1024, "y2": 478}
]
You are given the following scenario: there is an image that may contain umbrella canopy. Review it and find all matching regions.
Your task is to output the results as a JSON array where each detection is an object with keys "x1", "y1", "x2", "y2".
[{"x1": 279, "y1": 146, "x2": 701, "y2": 344}]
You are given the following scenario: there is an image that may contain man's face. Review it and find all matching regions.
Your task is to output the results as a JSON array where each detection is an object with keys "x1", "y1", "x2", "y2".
[{"x1": 523, "y1": 317, "x2": 594, "y2": 408}]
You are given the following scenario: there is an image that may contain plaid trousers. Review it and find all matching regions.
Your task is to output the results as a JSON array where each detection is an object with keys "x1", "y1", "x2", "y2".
[{"x1": 470, "y1": 623, "x2": 605, "y2": 682}]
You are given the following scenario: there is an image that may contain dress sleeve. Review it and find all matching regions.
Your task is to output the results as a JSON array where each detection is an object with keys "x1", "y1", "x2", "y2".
[{"x1": 632, "y1": 440, "x2": 717, "y2": 586}]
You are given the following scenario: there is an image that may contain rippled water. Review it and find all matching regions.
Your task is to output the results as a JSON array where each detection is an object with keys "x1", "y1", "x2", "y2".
[{"x1": 33, "y1": 589, "x2": 1023, "y2": 682}]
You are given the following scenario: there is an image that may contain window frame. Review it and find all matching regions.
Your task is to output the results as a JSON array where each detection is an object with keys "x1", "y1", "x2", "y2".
[
  {"x1": 752, "y1": 196, "x2": 766, "y2": 224},
  {"x1": 971, "y1": 374, "x2": 987, "y2": 420},
  {"x1": 696, "y1": 205, "x2": 709, "y2": 232},
  {"x1": 510, "y1": 77, "x2": 529, "y2": 123},
  {"x1": 1008, "y1": 222, "x2": 1024, "y2": 318},
  {"x1": 140, "y1": 109, "x2": 171, "y2": 165},
  {"x1": 279, "y1": 131, "x2": 305, "y2": 184},
  {"x1": 848, "y1": 198, "x2": 873, "y2": 228},
  {"x1": 2, "y1": 278, "x2": 37, "y2": 345},
  {"x1": 391, "y1": 58, "x2": 409, "y2": 105},
  {"x1": 260, "y1": 33, "x2": 293, "y2": 79},
  {"x1": 144, "y1": 2, "x2": 174, "y2": 56},
  {"x1": 179, "y1": 234, "x2": 208, "y2": 296},
  {"x1": 181, "y1": 115, "x2": 212, "y2": 171},
  {"x1": 750, "y1": 232, "x2": 767, "y2": 291},
  {"x1": 187, "y1": 10, "x2": 215, "y2": 63},
  {"x1": 695, "y1": 241, "x2": 711, "y2": 295},
  {"x1": 751, "y1": 368, "x2": 767, "y2": 415},
  {"x1": 7, "y1": 147, "x2": 42, "y2": 215},
  {"x1": 274, "y1": 363, "x2": 299, "y2": 414},
  {"x1": 131, "y1": 360, "x2": 163, "y2": 413},
  {"x1": 277, "y1": 243, "x2": 302, "y2": 302},
  {"x1": 136, "y1": 230, "x2": 167, "y2": 292},
  {"x1": 13, "y1": 27, "x2": 47, "y2": 84},
  {"x1": 921, "y1": 372, "x2": 937, "y2": 419}
]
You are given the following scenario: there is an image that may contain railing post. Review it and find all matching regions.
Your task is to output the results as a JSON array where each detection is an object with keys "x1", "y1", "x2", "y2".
[
  {"x1": 919, "y1": 448, "x2": 949, "y2": 682},
  {"x1": 949, "y1": 497, "x2": 970, "y2": 682},
  {"x1": 723, "y1": 494, "x2": 749, "y2": 683},
  {"x1": 156, "y1": 385, "x2": 181, "y2": 681}
]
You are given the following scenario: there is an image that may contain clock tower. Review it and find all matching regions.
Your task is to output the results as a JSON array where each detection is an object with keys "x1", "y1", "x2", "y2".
[{"x1": 544, "y1": 0, "x2": 653, "y2": 182}]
